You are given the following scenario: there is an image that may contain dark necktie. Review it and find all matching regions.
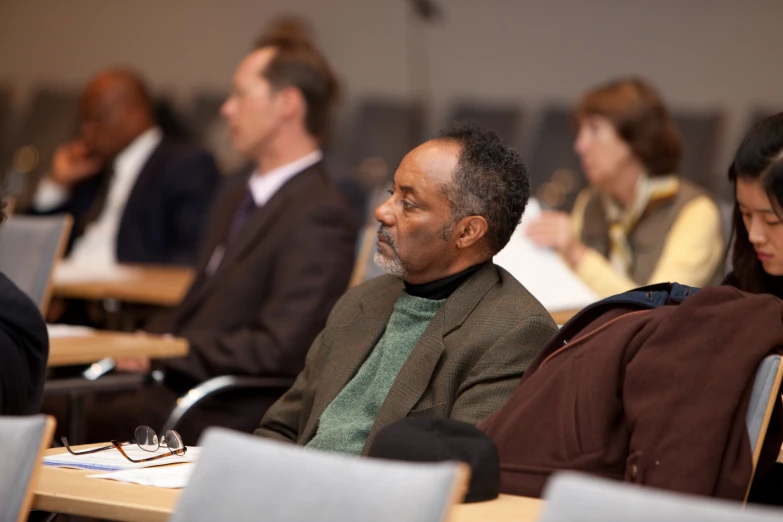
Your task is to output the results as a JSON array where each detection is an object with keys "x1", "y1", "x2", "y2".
[{"x1": 227, "y1": 187, "x2": 257, "y2": 243}]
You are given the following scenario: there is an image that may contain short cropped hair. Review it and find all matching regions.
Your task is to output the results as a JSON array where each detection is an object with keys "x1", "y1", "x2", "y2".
[{"x1": 438, "y1": 121, "x2": 531, "y2": 254}]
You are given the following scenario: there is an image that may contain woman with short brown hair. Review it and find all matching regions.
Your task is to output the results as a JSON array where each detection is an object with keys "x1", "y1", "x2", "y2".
[{"x1": 526, "y1": 77, "x2": 723, "y2": 298}]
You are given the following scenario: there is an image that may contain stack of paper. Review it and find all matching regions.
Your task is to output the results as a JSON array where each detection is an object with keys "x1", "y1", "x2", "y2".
[
  {"x1": 89, "y1": 463, "x2": 196, "y2": 489},
  {"x1": 46, "y1": 324, "x2": 95, "y2": 339},
  {"x1": 54, "y1": 261, "x2": 144, "y2": 285},
  {"x1": 494, "y1": 199, "x2": 599, "y2": 312},
  {"x1": 44, "y1": 445, "x2": 200, "y2": 472}
]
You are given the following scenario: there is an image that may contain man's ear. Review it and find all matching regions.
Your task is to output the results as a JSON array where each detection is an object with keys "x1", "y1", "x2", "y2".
[
  {"x1": 454, "y1": 215, "x2": 488, "y2": 250},
  {"x1": 276, "y1": 86, "x2": 303, "y2": 119}
]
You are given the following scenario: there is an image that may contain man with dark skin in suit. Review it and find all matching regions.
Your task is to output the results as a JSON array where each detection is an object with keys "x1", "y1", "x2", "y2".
[
  {"x1": 256, "y1": 122, "x2": 558, "y2": 455},
  {"x1": 32, "y1": 68, "x2": 219, "y2": 267},
  {"x1": 49, "y1": 71, "x2": 155, "y2": 187}
]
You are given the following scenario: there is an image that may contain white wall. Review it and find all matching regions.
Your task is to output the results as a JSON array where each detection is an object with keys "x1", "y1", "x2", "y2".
[{"x1": 2, "y1": 0, "x2": 782, "y2": 195}]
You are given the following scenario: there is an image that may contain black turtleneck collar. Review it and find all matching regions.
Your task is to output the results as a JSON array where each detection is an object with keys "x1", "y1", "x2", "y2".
[{"x1": 403, "y1": 262, "x2": 488, "y2": 300}]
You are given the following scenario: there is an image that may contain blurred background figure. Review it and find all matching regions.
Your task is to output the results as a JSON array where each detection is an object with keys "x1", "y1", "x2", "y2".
[
  {"x1": 78, "y1": 18, "x2": 358, "y2": 444},
  {"x1": 28, "y1": 69, "x2": 220, "y2": 267},
  {"x1": 525, "y1": 78, "x2": 724, "y2": 298}
]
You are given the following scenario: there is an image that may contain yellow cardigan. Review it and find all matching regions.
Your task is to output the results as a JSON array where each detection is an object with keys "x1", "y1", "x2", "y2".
[{"x1": 570, "y1": 191, "x2": 724, "y2": 298}]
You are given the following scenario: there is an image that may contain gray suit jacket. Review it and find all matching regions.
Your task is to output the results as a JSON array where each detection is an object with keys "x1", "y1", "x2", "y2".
[{"x1": 255, "y1": 263, "x2": 558, "y2": 454}]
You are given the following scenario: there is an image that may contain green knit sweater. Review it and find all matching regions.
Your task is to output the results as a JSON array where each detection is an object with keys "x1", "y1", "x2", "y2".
[{"x1": 306, "y1": 292, "x2": 445, "y2": 455}]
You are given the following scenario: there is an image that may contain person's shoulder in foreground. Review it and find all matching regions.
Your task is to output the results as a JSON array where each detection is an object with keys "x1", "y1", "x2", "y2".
[{"x1": 0, "y1": 257, "x2": 48, "y2": 414}]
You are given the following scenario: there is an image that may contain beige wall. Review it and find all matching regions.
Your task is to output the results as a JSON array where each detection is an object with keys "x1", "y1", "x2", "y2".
[{"x1": 2, "y1": 0, "x2": 782, "y2": 195}]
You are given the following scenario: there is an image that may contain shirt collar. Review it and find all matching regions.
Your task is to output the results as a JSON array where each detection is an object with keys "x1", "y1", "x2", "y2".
[
  {"x1": 112, "y1": 127, "x2": 163, "y2": 175},
  {"x1": 248, "y1": 149, "x2": 323, "y2": 206}
]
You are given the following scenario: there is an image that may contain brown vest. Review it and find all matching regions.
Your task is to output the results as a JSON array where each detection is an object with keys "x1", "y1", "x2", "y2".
[{"x1": 579, "y1": 179, "x2": 720, "y2": 285}]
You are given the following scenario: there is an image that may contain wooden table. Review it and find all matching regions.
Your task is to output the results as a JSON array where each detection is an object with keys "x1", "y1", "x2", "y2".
[
  {"x1": 550, "y1": 309, "x2": 579, "y2": 325},
  {"x1": 48, "y1": 332, "x2": 188, "y2": 367},
  {"x1": 52, "y1": 264, "x2": 195, "y2": 307},
  {"x1": 33, "y1": 447, "x2": 544, "y2": 522}
]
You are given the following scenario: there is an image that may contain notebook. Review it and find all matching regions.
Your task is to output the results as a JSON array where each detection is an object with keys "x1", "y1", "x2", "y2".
[{"x1": 494, "y1": 199, "x2": 599, "y2": 312}]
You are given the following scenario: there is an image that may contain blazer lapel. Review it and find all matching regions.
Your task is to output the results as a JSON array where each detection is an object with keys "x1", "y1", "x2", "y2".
[
  {"x1": 118, "y1": 139, "x2": 167, "y2": 235},
  {"x1": 301, "y1": 282, "x2": 402, "y2": 442},
  {"x1": 177, "y1": 166, "x2": 321, "y2": 319},
  {"x1": 363, "y1": 263, "x2": 500, "y2": 448}
]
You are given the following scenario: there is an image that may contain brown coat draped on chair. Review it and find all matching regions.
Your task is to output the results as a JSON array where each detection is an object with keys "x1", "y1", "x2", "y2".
[{"x1": 481, "y1": 285, "x2": 783, "y2": 501}]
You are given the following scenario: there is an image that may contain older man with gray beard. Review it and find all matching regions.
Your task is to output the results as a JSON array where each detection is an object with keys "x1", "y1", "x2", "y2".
[{"x1": 255, "y1": 121, "x2": 557, "y2": 455}]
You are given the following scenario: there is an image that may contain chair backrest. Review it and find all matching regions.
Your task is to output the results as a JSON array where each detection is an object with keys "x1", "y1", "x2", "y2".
[
  {"x1": 445, "y1": 102, "x2": 523, "y2": 145},
  {"x1": 527, "y1": 105, "x2": 584, "y2": 211},
  {"x1": 0, "y1": 215, "x2": 72, "y2": 315},
  {"x1": 744, "y1": 354, "x2": 783, "y2": 500},
  {"x1": 3, "y1": 88, "x2": 80, "y2": 209},
  {"x1": 340, "y1": 99, "x2": 427, "y2": 186},
  {"x1": 349, "y1": 225, "x2": 379, "y2": 288},
  {"x1": 171, "y1": 428, "x2": 469, "y2": 522},
  {"x1": 0, "y1": 415, "x2": 56, "y2": 522},
  {"x1": 671, "y1": 110, "x2": 723, "y2": 193},
  {"x1": 0, "y1": 85, "x2": 12, "y2": 176},
  {"x1": 539, "y1": 472, "x2": 783, "y2": 522}
]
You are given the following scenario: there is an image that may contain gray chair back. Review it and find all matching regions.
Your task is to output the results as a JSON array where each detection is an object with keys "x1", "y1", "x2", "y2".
[
  {"x1": 341, "y1": 99, "x2": 427, "y2": 186},
  {"x1": 671, "y1": 110, "x2": 723, "y2": 194},
  {"x1": 528, "y1": 105, "x2": 584, "y2": 211},
  {"x1": 349, "y1": 225, "x2": 381, "y2": 287},
  {"x1": 0, "y1": 415, "x2": 55, "y2": 522},
  {"x1": 0, "y1": 215, "x2": 72, "y2": 315},
  {"x1": 744, "y1": 354, "x2": 783, "y2": 499},
  {"x1": 3, "y1": 88, "x2": 80, "y2": 208},
  {"x1": 540, "y1": 472, "x2": 783, "y2": 522},
  {"x1": 171, "y1": 428, "x2": 468, "y2": 522},
  {"x1": 446, "y1": 102, "x2": 523, "y2": 146}
]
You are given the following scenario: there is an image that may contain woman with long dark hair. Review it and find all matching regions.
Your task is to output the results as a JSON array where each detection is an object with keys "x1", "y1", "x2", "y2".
[
  {"x1": 724, "y1": 113, "x2": 783, "y2": 299},
  {"x1": 725, "y1": 113, "x2": 783, "y2": 507}
]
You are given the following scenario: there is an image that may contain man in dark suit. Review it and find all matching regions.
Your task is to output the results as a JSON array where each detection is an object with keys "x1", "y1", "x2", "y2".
[
  {"x1": 255, "y1": 121, "x2": 558, "y2": 455},
  {"x1": 30, "y1": 69, "x2": 220, "y2": 266},
  {"x1": 82, "y1": 28, "x2": 358, "y2": 443}
]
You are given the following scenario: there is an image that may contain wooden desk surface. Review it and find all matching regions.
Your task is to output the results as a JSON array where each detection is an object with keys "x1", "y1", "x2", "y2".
[
  {"x1": 34, "y1": 447, "x2": 543, "y2": 522},
  {"x1": 450, "y1": 494, "x2": 543, "y2": 522},
  {"x1": 52, "y1": 265, "x2": 195, "y2": 307},
  {"x1": 49, "y1": 332, "x2": 188, "y2": 367},
  {"x1": 550, "y1": 309, "x2": 579, "y2": 325}
]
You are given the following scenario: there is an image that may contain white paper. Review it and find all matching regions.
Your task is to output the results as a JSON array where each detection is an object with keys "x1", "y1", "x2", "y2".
[
  {"x1": 44, "y1": 445, "x2": 200, "y2": 472},
  {"x1": 88, "y1": 463, "x2": 196, "y2": 488},
  {"x1": 46, "y1": 324, "x2": 95, "y2": 338},
  {"x1": 494, "y1": 199, "x2": 599, "y2": 312},
  {"x1": 54, "y1": 261, "x2": 144, "y2": 285}
]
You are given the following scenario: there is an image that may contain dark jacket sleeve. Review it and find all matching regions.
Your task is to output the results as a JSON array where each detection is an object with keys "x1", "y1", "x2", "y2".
[
  {"x1": 162, "y1": 149, "x2": 221, "y2": 265},
  {"x1": 0, "y1": 274, "x2": 49, "y2": 415},
  {"x1": 169, "y1": 202, "x2": 357, "y2": 380}
]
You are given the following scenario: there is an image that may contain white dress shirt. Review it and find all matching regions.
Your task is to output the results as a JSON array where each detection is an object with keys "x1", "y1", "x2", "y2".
[
  {"x1": 247, "y1": 149, "x2": 323, "y2": 206},
  {"x1": 205, "y1": 149, "x2": 323, "y2": 275},
  {"x1": 43, "y1": 127, "x2": 164, "y2": 266}
]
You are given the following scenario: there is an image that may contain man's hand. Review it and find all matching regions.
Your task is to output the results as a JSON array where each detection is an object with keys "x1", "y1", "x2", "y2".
[
  {"x1": 525, "y1": 211, "x2": 587, "y2": 267},
  {"x1": 50, "y1": 140, "x2": 103, "y2": 187}
]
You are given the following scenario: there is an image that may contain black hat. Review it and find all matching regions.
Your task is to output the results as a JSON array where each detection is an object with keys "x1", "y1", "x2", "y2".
[{"x1": 367, "y1": 417, "x2": 500, "y2": 503}]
